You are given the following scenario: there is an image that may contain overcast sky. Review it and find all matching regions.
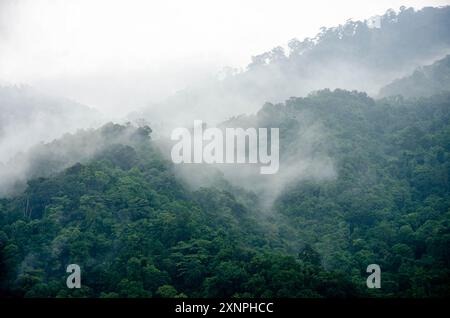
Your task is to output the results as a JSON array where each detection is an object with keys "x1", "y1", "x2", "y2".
[{"x1": 1, "y1": 0, "x2": 450, "y2": 114}]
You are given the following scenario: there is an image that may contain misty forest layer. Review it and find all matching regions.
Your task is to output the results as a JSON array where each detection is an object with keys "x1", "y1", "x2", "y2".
[
  {"x1": 0, "y1": 88, "x2": 449, "y2": 297},
  {"x1": 1, "y1": 6, "x2": 450, "y2": 298}
]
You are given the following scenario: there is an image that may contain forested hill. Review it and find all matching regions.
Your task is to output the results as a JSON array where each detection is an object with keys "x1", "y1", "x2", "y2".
[
  {"x1": 0, "y1": 116, "x2": 365, "y2": 298},
  {"x1": 0, "y1": 86, "x2": 101, "y2": 166},
  {"x1": 246, "y1": 6, "x2": 450, "y2": 83},
  {"x1": 1, "y1": 89, "x2": 449, "y2": 297},
  {"x1": 258, "y1": 90, "x2": 450, "y2": 297},
  {"x1": 379, "y1": 55, "x2": 450, "y2": 98},
  {"x1": 137, "y1": 6, "x2": 450, "y2": 126}
]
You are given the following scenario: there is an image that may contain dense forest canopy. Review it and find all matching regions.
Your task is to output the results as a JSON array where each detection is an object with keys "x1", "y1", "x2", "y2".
[
  {"x1": 1, "y1": 5, "x2": 450, "y2": 299},
  {"x1": 0, "y1": 86, "x2": 101, "y2": 166},
  {"x1": 0, "y1": 88, "x2": 449, "y2": 297},
  {"x1": 135, "y1": 6, "x2": 450, "y2": 127},
  {"x1": 379, "y1": 55, "x2": 450, "y2": 98}
]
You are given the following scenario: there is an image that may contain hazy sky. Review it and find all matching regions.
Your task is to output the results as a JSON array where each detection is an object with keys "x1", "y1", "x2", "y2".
[{"x1": 1, "y1": 0, "x2": 450, "y2": 114}]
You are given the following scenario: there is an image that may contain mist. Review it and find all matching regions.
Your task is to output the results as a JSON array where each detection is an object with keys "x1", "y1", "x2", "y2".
[
  {"x1": 0, "y1": 122, "x2": 150, "y2": 196},
  {"x1": 2, "y1": 0, "x2": 449, "y2": 113},
  {"x1": 2, "y1": 1, "x2": 450, "y2": 204},
  {"x1": 154, "y1": 107, "x2": 337, "y2": 210}
]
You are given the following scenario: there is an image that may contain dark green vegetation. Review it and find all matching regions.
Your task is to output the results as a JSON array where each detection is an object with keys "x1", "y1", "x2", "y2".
[{"x1": 1, "y1": 89, "x2": 449, "y2": 297}]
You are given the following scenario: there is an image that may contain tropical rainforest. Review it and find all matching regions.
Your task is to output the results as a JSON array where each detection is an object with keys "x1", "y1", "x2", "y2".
[{"x1": 0, "y1": 6, "x2": 450, "y2": 298}]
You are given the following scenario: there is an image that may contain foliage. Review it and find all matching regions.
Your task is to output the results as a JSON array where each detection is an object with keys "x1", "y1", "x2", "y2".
[{"x1": 1, "y1": 89, "x2": 449, "y2": 297}]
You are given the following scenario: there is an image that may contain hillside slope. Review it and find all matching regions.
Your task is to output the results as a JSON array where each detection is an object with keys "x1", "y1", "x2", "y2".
[
  {"x1": 379, "y1": 55, "x2": 450, "y2": 98},
  {"x1": 0, "y1": 86, "x2": 101, "y2": 164},
  {"x1": 137, "y1": 6, "x2": 450, "y2": 126},
  {"x1": 1, "y1": 89, "x2": 449, "y2": 297}
]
